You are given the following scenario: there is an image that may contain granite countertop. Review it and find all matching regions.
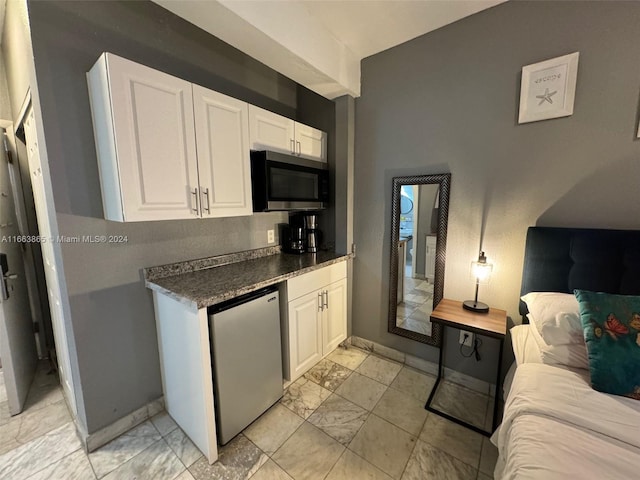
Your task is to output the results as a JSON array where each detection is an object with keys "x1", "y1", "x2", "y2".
[{"x1": 145, "y1": 247, "x2": 351, "y2": 309}]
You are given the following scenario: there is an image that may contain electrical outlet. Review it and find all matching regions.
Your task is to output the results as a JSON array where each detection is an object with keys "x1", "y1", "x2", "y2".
[
  {"x1": 267, "y1": 229, "x2": 275, "y2": 244},
  {"x1": 459, "y1": 330, "x2": 474, "y2": 347}
]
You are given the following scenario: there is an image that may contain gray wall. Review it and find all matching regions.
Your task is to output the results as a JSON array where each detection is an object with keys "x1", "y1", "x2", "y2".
[
  {"x1": 296, "y1": 86, "x2": 337, "y2": 250},
  {"x1": 354, "y1": 0, "x2": 640, "y2": 381},
  {"x1": 27, "y1": 0, "x2": 334, "y2": 432}
]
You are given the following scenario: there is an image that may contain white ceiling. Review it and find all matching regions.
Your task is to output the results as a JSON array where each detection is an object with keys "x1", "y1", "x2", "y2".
[
  {"x1": 161, "y1": 1, "x2": 507, "y2": 98},
  {"x1": 299, "y1": 0, "x2": 505, "y2": 60}
]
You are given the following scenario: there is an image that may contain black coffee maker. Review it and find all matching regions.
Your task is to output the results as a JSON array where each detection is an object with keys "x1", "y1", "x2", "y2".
[
  {"x1": 289, "y1": 224, "x2": 305, "y2": 253},
  {"x1": 281, "y1": 217, "x2": 306, "y2": 254},
  {"x1": 281, "y1": 213, "x2": 322, "y2": 254}
]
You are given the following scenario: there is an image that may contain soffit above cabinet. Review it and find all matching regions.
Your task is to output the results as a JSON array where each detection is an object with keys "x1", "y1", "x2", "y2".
[{"x1": 152, "y1": 0, "x2": 506, "y2": 100}]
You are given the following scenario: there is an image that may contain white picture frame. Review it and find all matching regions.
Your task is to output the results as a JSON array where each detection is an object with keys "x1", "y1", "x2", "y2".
[{"x1": 518, "y1": 52, "x2": 579, "y2": 124}]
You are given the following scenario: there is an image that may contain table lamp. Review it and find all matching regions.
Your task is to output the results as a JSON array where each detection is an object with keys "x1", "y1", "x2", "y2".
[{"x1": 463, "y1": 251, "x2": 493, "y2": 313}]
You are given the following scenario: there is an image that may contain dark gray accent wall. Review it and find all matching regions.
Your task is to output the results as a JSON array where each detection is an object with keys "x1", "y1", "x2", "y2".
[
  {"x1": 334, "y1": 96, "x2": 355, "y2": 257},
  {"x1": 334, "y1": 95, "x2": 355, "y2": 336},
  {"x1": 27, "y1": 0, "x2": 334, "y2": 432},
  {"x1": 296, "y1": 86, "x2": 337, "y2": 251},
  {"x1": 354, "y1": 0, "x2": 640, "y2": 381}
]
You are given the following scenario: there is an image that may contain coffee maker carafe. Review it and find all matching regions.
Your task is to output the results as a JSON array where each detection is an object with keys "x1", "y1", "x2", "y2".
[{"x1": 304, "y1": 214, "x2": 319, "y2": 253}]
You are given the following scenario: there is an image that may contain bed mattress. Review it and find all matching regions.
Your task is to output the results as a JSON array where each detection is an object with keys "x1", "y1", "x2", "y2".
[{"x1": 493, "y1": 363, "x2": 640, "y2": 479}]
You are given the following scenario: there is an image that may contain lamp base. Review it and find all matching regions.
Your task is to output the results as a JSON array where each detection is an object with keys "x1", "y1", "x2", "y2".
[{"x1": 462, "y1": 300, "x2": 489, "y2": 313}]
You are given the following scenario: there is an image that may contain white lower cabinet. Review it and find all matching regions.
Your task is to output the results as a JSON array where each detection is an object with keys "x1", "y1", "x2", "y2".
[
  {"x1": 287, "y1": 290, "x2": 323, "y2": 380},
  {"x1": 323, "y1": 279, "x2": 347, "y2": 354},
  {"x1": 285, "y1": 262, "x2": 347, "y2": 382}
]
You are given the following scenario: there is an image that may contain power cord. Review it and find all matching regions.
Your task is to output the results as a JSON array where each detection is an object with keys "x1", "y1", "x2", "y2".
[{"x1": 459, "y1": 334, "x2": 483, "y2": 361}]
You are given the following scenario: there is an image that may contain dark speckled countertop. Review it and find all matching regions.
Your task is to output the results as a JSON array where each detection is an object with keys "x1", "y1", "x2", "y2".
[{"x1": 144, "y1": 247, "x2": 350, "y2": 310}]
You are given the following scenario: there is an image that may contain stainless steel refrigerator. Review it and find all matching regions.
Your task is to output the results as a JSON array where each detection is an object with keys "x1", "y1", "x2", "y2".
[{"x1": 208, "y1": 286, "x2": 283, "y2": 444}]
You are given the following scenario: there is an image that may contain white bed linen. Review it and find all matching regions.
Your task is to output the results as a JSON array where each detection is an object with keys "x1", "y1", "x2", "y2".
[
  {"x1": 527, "y1": 316, "x2": 589, "y2": 369},
  {"x1": 503, "y1": 325, "x2": 543, "y2": 399},
  {"x1": 494, "y1": 363, "x2": 640, "y2": 479},
  {"x1": 511, "y1": 324, "x2": 543, "y2": 365}
]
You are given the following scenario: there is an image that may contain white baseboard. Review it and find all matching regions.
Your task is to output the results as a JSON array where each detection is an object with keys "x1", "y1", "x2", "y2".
[
  {"x1": 349, "y1": 336, "x2": 495, "y2": 396},
  {"x1": 82, "y1": 397, "x2": 164, "y2": 452}
]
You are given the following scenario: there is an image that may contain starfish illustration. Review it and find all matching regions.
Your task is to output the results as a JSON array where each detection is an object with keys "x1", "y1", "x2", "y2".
[{"x1": 536, "y1": 88, "x2": 557, "y2": 105}]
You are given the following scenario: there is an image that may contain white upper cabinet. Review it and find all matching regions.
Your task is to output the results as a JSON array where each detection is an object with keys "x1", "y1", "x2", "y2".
[
  {"x1": 88, "y1": 53, "x2": 253, "y2": 221},
  {"x1": 88, "y1": 53, "x2": 199, "y2": 221},
  {"x1": 248, "y1": 105, "x2": 295, "y2": 155},
  {"x1": 248, "y1": 105, "x2": 327, "y2": 162},
  {"x1": 295, "y1": 123, "x2": 327, "y2": 161},
  {"x1": 88, "y1": 53, "x2": 328, "y2": 222},
  {"x1": 193, "y1": 86, "x2": 252, "y2": 218}
]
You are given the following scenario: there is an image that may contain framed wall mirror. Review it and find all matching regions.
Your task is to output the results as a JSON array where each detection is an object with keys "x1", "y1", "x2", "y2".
[{"x1": 388, "y1": 173, "x2": 451, "y2": 346}]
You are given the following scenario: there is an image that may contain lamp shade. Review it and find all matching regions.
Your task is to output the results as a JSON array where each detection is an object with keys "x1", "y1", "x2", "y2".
[
  {"x1": 471, "y1": 258, "x2": 493, "y2": 283},
  {"x1": 463, "y1": 251, "x2": 493, "y2": 313}
]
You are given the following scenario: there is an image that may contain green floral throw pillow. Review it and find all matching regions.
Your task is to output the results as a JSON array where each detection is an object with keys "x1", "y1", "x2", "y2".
[{"x1": 574, "y1": 290, "x2": 640, "y2": 400}]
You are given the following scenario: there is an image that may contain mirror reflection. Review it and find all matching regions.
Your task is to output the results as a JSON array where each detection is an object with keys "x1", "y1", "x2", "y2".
[
  {"x1": 388, "y1": 173, "x2": 450, "y2": 346},
  {"x1": 396, "y1": 184, "x2": 440, "y2": 336}
]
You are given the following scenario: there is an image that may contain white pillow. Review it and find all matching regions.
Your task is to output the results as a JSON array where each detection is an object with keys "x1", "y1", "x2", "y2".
[
  {"x1": 521, "y1": 292, "x2": 583, "y2": 345},
  {"x1": 527, "y1": 316, "x2": 588, "y2": 370}
]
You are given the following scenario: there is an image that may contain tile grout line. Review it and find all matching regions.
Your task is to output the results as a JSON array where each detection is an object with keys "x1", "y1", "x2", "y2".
[
  {"x1": 265, "y1": 420, "x2": 306, "y2": 479},
  {"x1": 270, "y1": 350, "x2": 370, "y2": 480},
  {"x1": 17, "y1": 441, "x2": 86, "y2": 480},
  {"x1": 86, "y1": 445, "x2": 100, "y2": 480},
  {"x1": 150, "y1": 418, "x2": 200, "y2": 477},
  {"x1": 321, "y1": 447, "x2": 349, "y2": 480}
]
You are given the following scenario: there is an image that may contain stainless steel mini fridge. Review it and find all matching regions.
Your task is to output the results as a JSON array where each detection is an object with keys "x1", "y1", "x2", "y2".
[{"x1": 208, "y1": 285, "x2": 283, "y2": 444}]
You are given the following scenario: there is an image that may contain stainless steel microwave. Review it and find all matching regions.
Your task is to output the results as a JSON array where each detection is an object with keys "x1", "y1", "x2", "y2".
[{"x1": 250, "y1": 150, "x2": 329, "y2": 212}]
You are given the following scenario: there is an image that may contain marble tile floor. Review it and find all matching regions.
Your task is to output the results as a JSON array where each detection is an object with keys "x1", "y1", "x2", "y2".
[
  {"x1": 397, "y1": 278, "x2": 434, "y2": 336},
  {"x1": 0, "y1": 347, "x2": 498, "y2": 480}
]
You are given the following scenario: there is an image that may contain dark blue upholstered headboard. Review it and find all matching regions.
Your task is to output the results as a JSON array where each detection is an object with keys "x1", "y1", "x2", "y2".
[{"x1": 519, "y1": 227, "x2": 640, "y2": 317}]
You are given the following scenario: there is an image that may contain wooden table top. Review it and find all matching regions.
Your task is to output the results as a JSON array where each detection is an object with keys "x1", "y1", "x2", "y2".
[{"x1": 430, "y1": 298, "x2": 507, "y2": 338}]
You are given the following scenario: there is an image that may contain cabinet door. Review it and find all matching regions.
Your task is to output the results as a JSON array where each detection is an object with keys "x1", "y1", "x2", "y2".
[
  {"x1": 288, "y1": 290, "x2": 322, "y2": 382},
  {"x1": 322, "y1": 278, "x2": 347, "y2": 355},
  {"x1": 193, "y1": 86, "x2": 252, "y2": 218},
  {"x1": 97, "y1": 53, "x2": 199, "y2": 221},
  {"x1": 248, "y1": 105, "x2": 295, "y2": 154},
  {"x1": 295, "y1": 123, "x2": 327, "y2": 162}
]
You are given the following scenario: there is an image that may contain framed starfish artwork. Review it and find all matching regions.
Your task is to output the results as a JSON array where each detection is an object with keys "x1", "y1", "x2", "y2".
[{"x1": 518, "y1": 52, "x2": 579, "y2": 124}]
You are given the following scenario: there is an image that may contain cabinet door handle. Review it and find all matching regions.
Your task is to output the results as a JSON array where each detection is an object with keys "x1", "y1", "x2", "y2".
[
  {"x1": 323, "y1": 290, "x2": 328, "y2": 309},
  {"x1": 201, "y1": 187, "x2": 210, "y2": 214},
  {"x1": 296, "y1": 141, "x2": 301, "y2": 156},
  {"x1": 191, "y1": 188, "x2": 199, "y2": 215},
  {"x1": 318, "y1": 292, "x2": 323, "y2": 311},
  {"x1": 290, "y1": 139, "x2": 296, "y2": 155}
]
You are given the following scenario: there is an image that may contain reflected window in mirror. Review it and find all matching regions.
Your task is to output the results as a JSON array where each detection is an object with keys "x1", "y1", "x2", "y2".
[{"x1": 389, "y1": 174, "x2": 450, "y2": 346}]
